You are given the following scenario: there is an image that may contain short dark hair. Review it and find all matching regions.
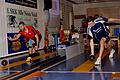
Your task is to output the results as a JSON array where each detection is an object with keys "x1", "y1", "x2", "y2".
[
  {"x1": 19, "y1": 21, "x2": 25, "y2": 26},
  {"x1": 87, "y1": 16, "x2": 94, "y2": 22},
  {"x1": 94, "y1": 14, "x2": 99, "y2": 19}
]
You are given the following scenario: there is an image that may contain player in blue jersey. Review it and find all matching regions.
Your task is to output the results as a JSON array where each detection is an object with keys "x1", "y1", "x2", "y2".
[
  {"x1": 87, "y1": 16, "x2": 110, "y2": 65},
  {"x1": 88, "y1": 15, "x2": 120, "y2": 65},
  {"x1": 93, "y1": 14, "x2": 117, "y2": 59}
]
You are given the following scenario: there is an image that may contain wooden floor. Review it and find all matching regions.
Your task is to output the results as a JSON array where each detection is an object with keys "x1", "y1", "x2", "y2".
[{"x1": 109, "y1": 73, "x2": 120, "y2": 80}]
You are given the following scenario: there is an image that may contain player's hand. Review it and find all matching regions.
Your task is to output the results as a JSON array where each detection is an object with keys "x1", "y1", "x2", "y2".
[
  {"x1": 35, "y1": 45, "x2": 38, "y2": 50},
  {"x1": 8, "y1": 37, "x2": 12, "y2": 41}
]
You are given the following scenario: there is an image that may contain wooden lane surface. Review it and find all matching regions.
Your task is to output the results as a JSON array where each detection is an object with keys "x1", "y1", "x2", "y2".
[
  {"x1": 19, "y1": 71, "x2": 46, "y2": 80},
  {"x1": 72, "y1": 49, "x2": 110, "y2": 72},
  {"x1": 109, "y1": 73, "x2": 120, "y2": 80},
  {"x1": 0, "y1": 52, "x2": 56, "y2": 71}
]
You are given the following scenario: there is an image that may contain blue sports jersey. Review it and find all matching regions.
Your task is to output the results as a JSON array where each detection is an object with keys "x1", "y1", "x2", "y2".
[{"x1": 88, "y1": 22, "x2": 109, "y2": 42}]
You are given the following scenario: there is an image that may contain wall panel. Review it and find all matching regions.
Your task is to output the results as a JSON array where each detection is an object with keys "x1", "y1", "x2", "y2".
[
  {"x1": 87, "y1": 7, "x2": 119, "y2": 18},
  {"x1": 0, "y1": 0, "x2": 45, "y2": 57}
]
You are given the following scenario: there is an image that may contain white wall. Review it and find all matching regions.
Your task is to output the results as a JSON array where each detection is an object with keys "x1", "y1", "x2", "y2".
[
  {"x1": 0, "y1": 0, "x2": 8, "y2": 57},
  {"x1": 73, "y1": 1, "x2": 120, "y2": 29},
  {"x1": 73, "y1": 1, "x2": 120, "y2": 15}
]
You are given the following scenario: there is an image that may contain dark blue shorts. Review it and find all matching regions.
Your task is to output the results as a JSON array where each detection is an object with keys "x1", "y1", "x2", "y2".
[{"x1": 88, "y1": 35, "x2": 110, "y2": 44}]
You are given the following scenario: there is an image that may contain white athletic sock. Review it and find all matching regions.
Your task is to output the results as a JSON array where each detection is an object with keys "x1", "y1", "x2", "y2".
[{"x1": 109, "y1": 48, "x2": 115, "y2": 58}]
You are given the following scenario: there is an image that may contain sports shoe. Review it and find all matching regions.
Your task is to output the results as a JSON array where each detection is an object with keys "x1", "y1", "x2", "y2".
[
  {"x1": 26, "y1": 57, "x2": 32, "y2": 62},
  {"x1": 94, "y1": 65, "x2": 101, "y2": 71},
  {"x1": 95, "y1": 58, "x2": 101, "y2": 65},
  {"x1": 109, "y1": 49, "x2": 115, "y2": 58}
]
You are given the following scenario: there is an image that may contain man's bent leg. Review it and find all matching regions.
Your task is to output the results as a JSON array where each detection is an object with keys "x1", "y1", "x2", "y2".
[
  {"x1": 95, "y1": 37, "x2": 106, "y2": 65},
  {"x1": 90, "y1": 39, "x2": 94, "y2": 55},
  {"x1": 26, "y1": 39, "x2": 33, "y2": 62}
]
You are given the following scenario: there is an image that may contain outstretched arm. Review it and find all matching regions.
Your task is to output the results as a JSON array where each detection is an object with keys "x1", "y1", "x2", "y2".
[
  {"x1": 8, "y1": 34, "x2": 21, "y2": 41},
  {"x1": 108, "y1": 18, "x2": 120, "y2": 22}
]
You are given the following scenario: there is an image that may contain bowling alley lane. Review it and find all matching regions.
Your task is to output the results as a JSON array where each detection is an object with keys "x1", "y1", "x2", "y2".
[
  {"x1": 0, "y1": 51, "x2": 58, "y2": 79},
  {"x1": 18, "y1": 49, "x2": 120, "y2": 80},
  {"x1": 43, "y1": 49, "x2": 120, "y2": 73}
]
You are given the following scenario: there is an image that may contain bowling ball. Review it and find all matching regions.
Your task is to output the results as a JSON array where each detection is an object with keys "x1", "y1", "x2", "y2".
[
  {"x1": 1, "y1": 59, "x2": 8, "y2": 66},
  {"x1": 89, "y1": 55, "x2": 95, "y2": 61}
]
